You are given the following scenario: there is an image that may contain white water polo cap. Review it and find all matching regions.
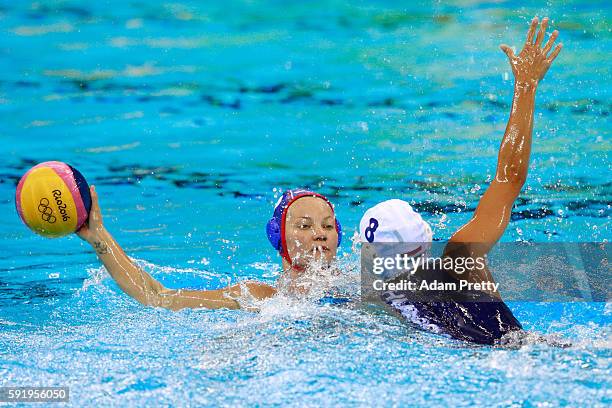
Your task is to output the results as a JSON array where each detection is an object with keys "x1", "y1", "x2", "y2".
[{"x1": 359, "y1": 199, "x2": 433, "y2": 259}]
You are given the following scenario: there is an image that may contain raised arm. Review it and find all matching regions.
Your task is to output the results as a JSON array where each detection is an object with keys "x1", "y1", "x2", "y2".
[
  {"x1": 76, "y1": 186, "x2": 276, "y2": 310},
  {"x1": 447, "y1": 17, "x2": 562, "y2": 257}
]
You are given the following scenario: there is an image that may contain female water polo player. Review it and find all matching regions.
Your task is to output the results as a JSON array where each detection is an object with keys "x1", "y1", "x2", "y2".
[
  {"x1": 358, "y1": 17, "x2": 562, "y2": 344},
  {"x1": 76, "y1": 188, "x2": 340, "y2": 310}
]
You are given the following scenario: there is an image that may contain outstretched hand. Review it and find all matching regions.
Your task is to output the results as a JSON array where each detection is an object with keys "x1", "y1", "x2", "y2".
[
  {"x1": 500, "y1": 17, "x2": 562, "y2": 85},
  {"x1": 76, "y1": 185, "x2": 105, "y2": 243}
]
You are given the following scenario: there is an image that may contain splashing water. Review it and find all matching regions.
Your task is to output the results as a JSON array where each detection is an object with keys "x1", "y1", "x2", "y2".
[{"x1": 0, "y1": 0, "x2": 609, "y2": 405}]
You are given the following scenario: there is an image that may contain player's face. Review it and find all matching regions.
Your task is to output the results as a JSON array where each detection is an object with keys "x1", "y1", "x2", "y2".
[{"x1": 284, "y1": 197, "x2": 338, "y2": 268}]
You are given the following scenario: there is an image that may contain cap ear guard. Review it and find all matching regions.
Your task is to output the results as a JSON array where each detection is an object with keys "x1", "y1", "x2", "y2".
[
  {"x1": 266, "y1": 217, "x2": 282, "y2": 250},
  {"x1": 335, "y1": 219, "x2": 343, "y2": 247}
]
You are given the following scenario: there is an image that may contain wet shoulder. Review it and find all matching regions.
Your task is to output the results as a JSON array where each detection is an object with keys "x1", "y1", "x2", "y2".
[{"x1": 244, "y1": 281, "x2": 277, "y2": 299}]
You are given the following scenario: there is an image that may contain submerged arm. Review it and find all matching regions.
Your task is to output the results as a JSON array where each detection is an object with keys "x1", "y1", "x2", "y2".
[{"x1": 77, "y1": 186, "x2": 276, "y2": 310}]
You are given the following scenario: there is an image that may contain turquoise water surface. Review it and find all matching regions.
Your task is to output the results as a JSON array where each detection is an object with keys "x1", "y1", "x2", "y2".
[{"x1": 1, "y1": 1, "x2": 610, "y2": 406}]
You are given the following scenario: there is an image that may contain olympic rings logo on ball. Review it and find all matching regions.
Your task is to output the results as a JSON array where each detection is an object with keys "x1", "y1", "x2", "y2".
[{"x1": 38, "y1": 198, "x2": 57, "y2": 224}]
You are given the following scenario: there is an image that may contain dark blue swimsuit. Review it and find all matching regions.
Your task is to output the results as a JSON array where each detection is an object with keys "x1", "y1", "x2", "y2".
[{"x1": 381, "y1": 266, "x2": 522, "y2": 345}]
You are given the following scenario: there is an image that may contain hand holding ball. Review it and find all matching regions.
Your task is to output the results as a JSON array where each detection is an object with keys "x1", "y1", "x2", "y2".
[{"x1": 15, "y1": 161, "x2": 91, "y2": 238}]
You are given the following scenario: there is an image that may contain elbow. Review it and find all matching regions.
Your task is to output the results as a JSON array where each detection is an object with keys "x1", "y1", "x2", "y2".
[
  {"x1": 507, "y1": 172, "x2": 527, "y2": 188},
  {"x1": 140, "y1": 295, "x2": 182, "y2": 311},
  {"x1": 503, "y1": 176, "x2": 527, "y2": 198},
  {"x1": 507, "y1": 163, "x2": 528, "y2": 186},
  {"x1": 497, "y1": 166, "x2": 527, "y2": 189},
  {"x1": 137, "y1": 293, "x2": 164, "y2": 309},
  {"x1": 493, "y1": 172, "x2": 527, "y2": 198},
  {"x1": 138, "y1": 281, "x2": 174, "y2": 310}
]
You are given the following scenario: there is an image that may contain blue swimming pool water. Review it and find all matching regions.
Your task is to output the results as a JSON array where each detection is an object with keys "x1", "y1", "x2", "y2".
[{"x1": 1, "y1": 0, "x2": 610, "y2": 406}]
